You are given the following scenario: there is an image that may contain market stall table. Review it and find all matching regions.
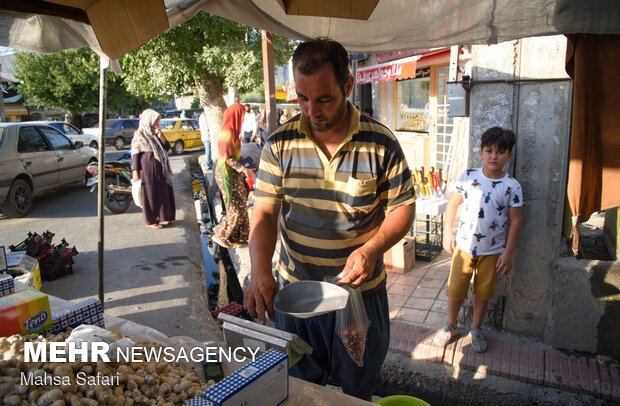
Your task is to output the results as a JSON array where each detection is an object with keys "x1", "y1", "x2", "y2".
[{"x1": 14, "y1": 282, "x2": 374, "y2": 405}]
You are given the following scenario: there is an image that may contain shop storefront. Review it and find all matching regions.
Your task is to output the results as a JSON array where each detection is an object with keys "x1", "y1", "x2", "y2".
[{"x1": 356, "y1": 48, "x2": 469, "y2": 186}]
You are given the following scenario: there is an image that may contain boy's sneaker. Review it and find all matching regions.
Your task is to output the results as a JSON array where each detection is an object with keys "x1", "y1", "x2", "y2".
[
  {"x1": 433, "y1": 323, "x2": 459, "y2": 347},
  {"x1": 470, "y1": 328, "x2": 487, "y2": 353}
]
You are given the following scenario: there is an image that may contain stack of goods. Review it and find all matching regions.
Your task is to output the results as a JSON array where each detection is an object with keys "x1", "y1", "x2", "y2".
[
  {"x1": 0, "y1": 287, "x2": 213, "y2": 404},
  {"x1": 0, "y1": 286, "x2": 52, "y2": 337},
  {"x1": 0, "y1": 281, "x2": 103, "y2": 337},
  {"x1": 0, "y1": 329, "x2": 212, "y2": 404},
  {"x1": 9, "y1": 231, "x2": 78, "y2": 281}
]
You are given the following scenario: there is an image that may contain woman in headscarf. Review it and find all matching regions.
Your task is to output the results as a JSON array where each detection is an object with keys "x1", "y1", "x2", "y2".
[
  {"x1": 131, "y1": 108, "x2": 176, "y2": 229},
  {"x1": 211, "y1": 102, "x2": 253, "y2": 248}
]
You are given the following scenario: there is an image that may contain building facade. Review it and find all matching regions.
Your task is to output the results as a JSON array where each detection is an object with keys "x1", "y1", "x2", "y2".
[{"x1": 357, "y1": 35, "x2": 619, "y2": 358}]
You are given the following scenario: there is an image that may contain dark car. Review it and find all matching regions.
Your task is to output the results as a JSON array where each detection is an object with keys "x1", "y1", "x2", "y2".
[
  {"x1": 0, "y1": 122, "x2": 98, "y2": 217},
  {"x1": 83, "y1": 118, "x2": 139, "y2": 150}
]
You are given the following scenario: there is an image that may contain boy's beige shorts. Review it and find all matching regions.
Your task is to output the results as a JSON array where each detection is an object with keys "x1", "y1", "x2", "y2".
[{"x1": 447, "y1": 247, "x2": 501, "y2": 301}]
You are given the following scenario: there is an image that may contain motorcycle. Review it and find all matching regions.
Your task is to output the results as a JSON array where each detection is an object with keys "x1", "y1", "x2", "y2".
[{"x1": 85, "y1": 155, "x2": 133, "y2": 214}]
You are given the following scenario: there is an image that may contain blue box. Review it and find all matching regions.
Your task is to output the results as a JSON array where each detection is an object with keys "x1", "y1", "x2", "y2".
[
  {"x1": 203, "y1": 349, "x2": 288, "y2": 406},
  {"x1": 0, "y1": 274, "x2": 15, "y2": 297},
  {"x1": 184, "y1": 397, "x2": 215, "y2": 405},
  {"x1": 0, "y1": 244, "x2": 7, "y2": 272},
  {"x1": 50, "y1": 298, "x2": 104, "y2": 334}
]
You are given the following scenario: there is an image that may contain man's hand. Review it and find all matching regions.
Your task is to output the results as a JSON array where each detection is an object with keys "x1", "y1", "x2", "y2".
[
  {"x1": 243, "y1": 273, "x2": 278, "y2": 323},
  {"x1": 336, "y1": 247, "x2": 377, "y2": 288},
  {"x1": 496, "y1": 251, "x2": 514, "y2": 276},
  {"x1": 443, "y1": 232, "x2": 456, "y2": 254}
]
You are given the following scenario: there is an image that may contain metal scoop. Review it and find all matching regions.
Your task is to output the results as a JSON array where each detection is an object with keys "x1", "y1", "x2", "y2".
[{"x1": 274, "y1": 280, "x2": 350, "y2": 319}]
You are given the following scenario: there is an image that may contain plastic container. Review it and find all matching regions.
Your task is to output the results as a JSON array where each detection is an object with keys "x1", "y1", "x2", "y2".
[
  {"x1": 375, "y1": 395, "x2": 431, "y2": 406},
  {"x1": 218, "y1": 312, "x2": 312, "y2": 367}
]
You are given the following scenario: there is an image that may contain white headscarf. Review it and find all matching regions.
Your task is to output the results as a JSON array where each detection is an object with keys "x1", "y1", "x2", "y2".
[{"x1": 131, "y1": 108, "x2": 172, "y2": 185}]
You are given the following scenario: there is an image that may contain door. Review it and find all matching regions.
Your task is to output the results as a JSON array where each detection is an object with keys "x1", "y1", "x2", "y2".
[
  {"x1": 181, "y1": 120, "x2": 201, "y2": 148},
  {"x1": 17, "y1": 126, "x2": 59, "y2": 192},
  {"x1": 57, "y1": 122, "x2": 84, "y2": 144},
  {"x1": 121, "y1": 120, "x2": 138, "y2": 144},
  {"x1": 433, "y1": 66, "x2": 454, "y2": 171},
  {"x1": 39, "y1": 126, "x2": 84, "y2": 183}
]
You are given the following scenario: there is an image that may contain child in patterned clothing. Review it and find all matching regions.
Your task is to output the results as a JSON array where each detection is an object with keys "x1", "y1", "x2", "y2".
[{"x1": 433, "y1": 127, "x2": 523, "y2": 352}]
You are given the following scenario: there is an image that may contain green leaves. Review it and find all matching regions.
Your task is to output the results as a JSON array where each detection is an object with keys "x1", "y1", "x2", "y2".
[
  {"x1": 14, "y1": 48, "x2": 151, "y2": 117},
  {"x1": 14, "y1": 49, "x2": 99, "y2": 112},
  {"x1": 121, "y1": 11, "x2": 296, "y2": 102},
  {"x1": 13, "y1": 11, "x2": 297, "y2": 120}
]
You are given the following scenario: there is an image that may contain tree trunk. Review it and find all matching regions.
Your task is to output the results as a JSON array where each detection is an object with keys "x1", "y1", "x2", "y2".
[
  {"x1": 195, "y1": 72, "x2": 227, "y2": 141},
  {"x1": 67, "y1": 111, "x2": 83, "y2": 128}
]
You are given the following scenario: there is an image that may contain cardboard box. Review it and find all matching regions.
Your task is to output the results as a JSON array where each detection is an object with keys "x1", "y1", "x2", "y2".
[
  {"x1": 7, "y1": 253, "x2": 42, "y2": 291},
  {"x1": 0, "y1": 289, "x2": 52, "y2": 336},
  {"x1": 50, "y1": 298, "x2": 105, "y2": 334},
  {"x1": 384, "y1": 236, "x2": 416, "y2": 274},
  {"x1": 203, "y1": 349, "x2": 288, "y2": 406}
]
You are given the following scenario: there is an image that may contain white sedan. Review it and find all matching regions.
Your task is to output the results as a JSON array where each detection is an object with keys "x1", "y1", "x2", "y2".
[{"x1": 26, "y1": 121, "x2": 100, "y2": 149}]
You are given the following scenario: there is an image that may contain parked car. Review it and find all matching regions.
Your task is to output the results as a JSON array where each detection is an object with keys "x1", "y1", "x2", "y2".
[
  {"x1": 0, "y1": 122, "x2": 98, "y2": 217},
  {"x1": 81, "y1": 113, "x2": 99, "y2": 128},
  {"x1": 25, "y1": 121, "x2": 99, "y2": 149},
  {"x1": 159, "y1": 118, "x2": 203, "y2": 155},
  {"x1": 83, "y1": 118, "x2": 139, "y2": 150}
]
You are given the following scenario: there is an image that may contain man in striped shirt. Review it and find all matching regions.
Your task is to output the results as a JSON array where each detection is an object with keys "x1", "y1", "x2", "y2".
[{"x1": 244, "y1": 38, "x2": 416, "y2": 400}]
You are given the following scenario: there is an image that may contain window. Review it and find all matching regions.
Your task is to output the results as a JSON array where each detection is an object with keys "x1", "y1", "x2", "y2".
[
  {"x1": 122, "y1": 120, "x2": 138, "y2": 129},
  {"x1": 61, "y1": 123, "x2": 81, "y2": 135},
  {"x1": 40, "y1": 127, "x2": 72, "y2": 150},
  {"x1": 434, "y1": 67, "x2": 454, "y2": 170},
  {"x1": 396, "y1": 68, "x2": 430, "y2": 132},
  {"x1": 160, "y1": 120, "x2": 175, "y2": 130},
  {"x1": 18, "y1": 127, "x2": 50, "y2": 152}
]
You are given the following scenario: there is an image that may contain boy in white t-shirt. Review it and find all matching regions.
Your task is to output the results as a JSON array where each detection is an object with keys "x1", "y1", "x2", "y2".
[{"x1": 434, "y1": 127, "x2": 524, "y2": 353}]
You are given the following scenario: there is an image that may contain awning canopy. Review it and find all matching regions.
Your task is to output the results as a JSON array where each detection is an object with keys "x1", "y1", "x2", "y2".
[
  {"x1": 1, "y1": 0, "x2": 619, "y2": 59},
  {"x1": 3, "y1": 103, "x2": 27, "y2": 116},
  {"x1": 356, "y1": 56, "x2": 419, "y2": 84}
]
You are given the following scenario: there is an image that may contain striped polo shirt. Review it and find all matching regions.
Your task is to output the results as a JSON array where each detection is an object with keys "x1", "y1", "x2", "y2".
[{"x1": 254, "y1": 102, "x2": 416, "y2": 292}]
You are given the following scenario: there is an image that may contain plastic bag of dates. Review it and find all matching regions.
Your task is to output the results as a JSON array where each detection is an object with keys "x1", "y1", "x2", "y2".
[{"x1": 335, "y1": 286, "x2": 370, "y2": 367}]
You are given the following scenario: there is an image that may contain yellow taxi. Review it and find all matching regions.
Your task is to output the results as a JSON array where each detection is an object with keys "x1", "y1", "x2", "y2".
[{"x1": 159, "y1": 118, "x2": 203, "y2": 155}]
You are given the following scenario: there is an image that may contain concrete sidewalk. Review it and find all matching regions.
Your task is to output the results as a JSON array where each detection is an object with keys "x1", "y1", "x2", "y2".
[
  {"x1": 197, "y1": 157, "x2": 618, "y2": 405},
  {"x1": 382, "y1": 252, "x2": 620, "y2": 405}
]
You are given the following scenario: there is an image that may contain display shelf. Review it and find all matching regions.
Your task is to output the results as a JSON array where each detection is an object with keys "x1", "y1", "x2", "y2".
[
  {"x1": 413, "y1": 213, "x2": 444, "y2": 261},
  {"x1": 412, "y1": 197, "x2": 448, "y2": 261}
]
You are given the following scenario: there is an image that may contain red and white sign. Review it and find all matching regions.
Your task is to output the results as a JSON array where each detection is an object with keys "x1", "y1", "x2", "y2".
[{"x1": 356, "y1": 56, "x2": 420, "y2": 84}]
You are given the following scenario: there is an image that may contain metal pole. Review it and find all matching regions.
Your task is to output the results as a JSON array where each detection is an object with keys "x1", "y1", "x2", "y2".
[
  {"x1": 0, "y1": 64, "x2": 6, "y2": 122},
  {"x1": 261, "y1": 30, "x2": 277, "y2": 134},
  {"x1": 350, "y1": 59, "x2": 357, "y2": 106},
  {"x1": 97, "y1": 57, "x2": 108, "y2": 309}
]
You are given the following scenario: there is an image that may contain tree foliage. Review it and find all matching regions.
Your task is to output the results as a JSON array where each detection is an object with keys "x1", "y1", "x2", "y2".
[
  {"x1": 13, "y1": 48, "x2": 155, "y2": 122},
  {"x1": 121, "y1": 12, "x2": 296, "y2": 103},
  {"x1": 14, "y1": 49, "x2": 99, "y2": 113}
]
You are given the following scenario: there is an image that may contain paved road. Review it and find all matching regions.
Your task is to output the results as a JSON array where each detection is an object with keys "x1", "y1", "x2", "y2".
[{"x1": 0, "y1": 147, "x2": 220, "y2": 344}]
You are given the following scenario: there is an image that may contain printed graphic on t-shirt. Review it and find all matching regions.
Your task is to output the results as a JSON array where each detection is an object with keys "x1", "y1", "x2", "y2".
[{"x1": 455, "y1": 168, "x2": 524, "y2": 255}]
